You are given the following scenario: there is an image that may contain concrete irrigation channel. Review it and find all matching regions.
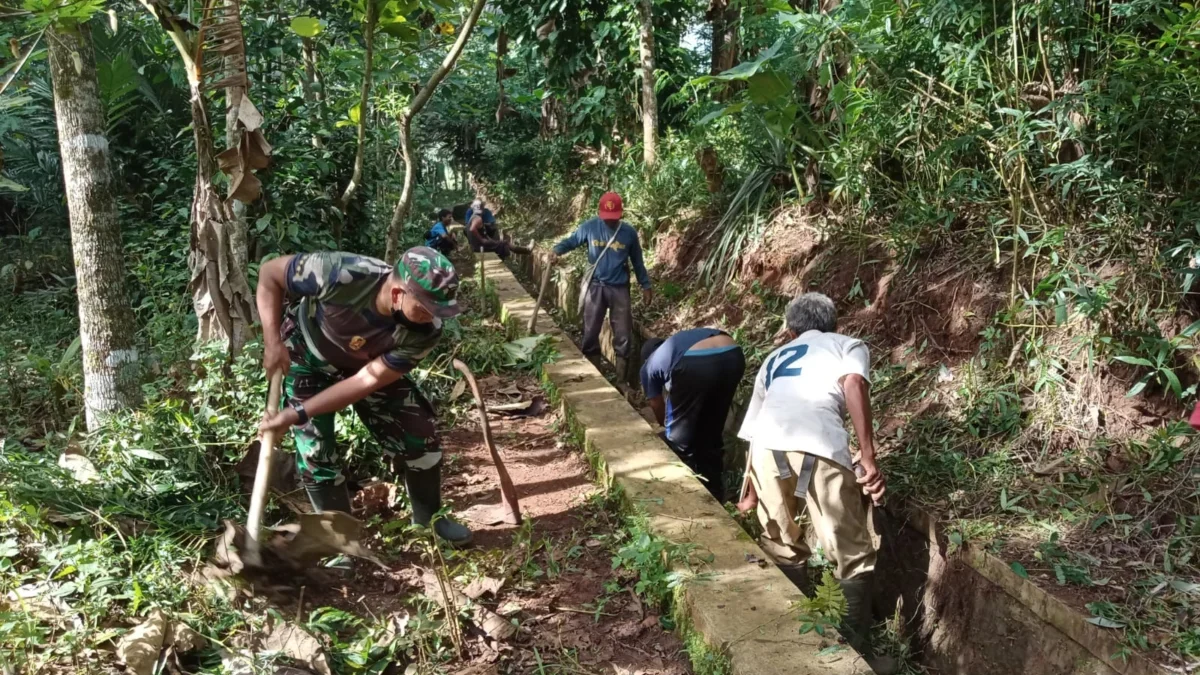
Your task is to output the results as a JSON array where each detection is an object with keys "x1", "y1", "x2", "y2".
[{"x1": 485, "y1": 251, "x2": 1170, "y2": 675}]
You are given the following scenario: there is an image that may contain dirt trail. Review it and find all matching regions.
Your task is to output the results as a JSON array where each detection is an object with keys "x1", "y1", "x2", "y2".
[{"x1": 288, "y1": 374, "x2": 692, "y2": 675}]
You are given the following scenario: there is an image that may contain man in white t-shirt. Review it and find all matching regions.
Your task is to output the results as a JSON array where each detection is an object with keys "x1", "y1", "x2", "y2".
[{"x1": 738, "y1": 292, "x2": 894, "y2": 674}]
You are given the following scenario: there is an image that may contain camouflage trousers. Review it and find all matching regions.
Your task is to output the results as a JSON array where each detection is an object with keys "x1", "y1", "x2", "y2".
[{"x1": 282, "y1": 317, "x2": 441, "y2": 486}]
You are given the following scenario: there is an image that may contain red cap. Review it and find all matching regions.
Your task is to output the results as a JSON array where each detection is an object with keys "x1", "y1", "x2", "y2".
[{"x1": 598, "y1": 192, "x2": 623, "y2": 220}]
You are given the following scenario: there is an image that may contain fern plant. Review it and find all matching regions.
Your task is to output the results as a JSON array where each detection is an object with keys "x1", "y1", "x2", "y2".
[{"x1": 796, "y1": 569, "x2": 848, "y2": 637}]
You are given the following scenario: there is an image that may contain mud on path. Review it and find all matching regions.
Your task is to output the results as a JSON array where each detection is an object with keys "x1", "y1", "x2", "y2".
[{"x1": 295, "y1": 374, "x2": 692, "y2": 675}]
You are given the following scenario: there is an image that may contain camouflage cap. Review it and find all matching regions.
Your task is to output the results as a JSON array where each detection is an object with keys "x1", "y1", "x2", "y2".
[{"x1": 395, "y1": 246, "x2": 462, "y2": 318}]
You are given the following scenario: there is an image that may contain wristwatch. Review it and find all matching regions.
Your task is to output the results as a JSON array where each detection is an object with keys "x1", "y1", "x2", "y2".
[{"x1": 290, "y1": 401, "x2": 309, "y2": 426}]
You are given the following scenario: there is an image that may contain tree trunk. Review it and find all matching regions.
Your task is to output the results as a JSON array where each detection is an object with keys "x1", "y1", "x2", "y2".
[
  {"x1": 707, "y1": 0, "x2": 739, "y2": 77},
  {"x1": 336, "y1": 2, "x2": 377, "y2": 231},
  {"x1": 189, "y1": 86, "x2": 256, "y2": 353},
  {"x1": 137, "y1": 0, "x2": 256, "y2": 355},
  {"x1": 495, "y1": 29, "x2": 509, "y2": 123},
  {"x1": 636, "y1": 0, "x2": 658, "y2": 170},
  {"x1": 385, "y1": 0, "x2": 488, "y2": 261},
  {"x1": 300, "y1": 37, "x2": 324, "y2": 148},
  {"x1": 46, "y1": 19, "x2": 142, "y2": 429},
  {"x1": 225, "y1": 33, "x2": 252, "y2": 317}
]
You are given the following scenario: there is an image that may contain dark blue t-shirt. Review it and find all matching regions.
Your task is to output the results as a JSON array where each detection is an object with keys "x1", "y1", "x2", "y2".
[
  {"x1": 425, "y1": 222, "x2": 449, "y2": 247},
  {"x1": 639, "y1": 328, "x2": 725, "y2": 400}
]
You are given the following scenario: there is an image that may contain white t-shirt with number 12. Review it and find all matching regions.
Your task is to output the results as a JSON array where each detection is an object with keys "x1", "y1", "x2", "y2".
[{"x1": 737, "y1": 330, "x2": 871, "y2": 471}]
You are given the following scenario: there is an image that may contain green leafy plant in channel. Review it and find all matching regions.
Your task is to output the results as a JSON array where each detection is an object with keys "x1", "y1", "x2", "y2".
[
  {"x1": 611, "y1": 520, "x2": 697, "y2": 612},
  {"x1": 1107, "y1": 321, "x2": 1200, "y2": 398},
  {"x1": 796, "y1": 569, "x2": 847, "y2": 637}
]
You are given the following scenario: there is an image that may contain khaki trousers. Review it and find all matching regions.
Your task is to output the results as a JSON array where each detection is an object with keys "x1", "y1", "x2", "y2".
[{"x1": 749, "y1": 447, "x2": 876, "y2": 580}]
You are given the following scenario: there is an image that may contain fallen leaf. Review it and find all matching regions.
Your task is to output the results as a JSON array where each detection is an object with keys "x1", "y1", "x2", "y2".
[
  {"x1": 585, "y1": 538, "x2": 603, "y2": 548},
  {"x1": 421, "y1": 569, "x2": 516, "y2": 641},
  {"x1": 117, "y1": 609, "x2": 168, "y2": 675},
  {"x1": 463, "y1": 576, "x2": 505, "y2": 600},
  {"x1": 5, "y1": 582, "x2": 73, "y2": 620},
  {"x1": 451, "y1": 379, "x2": 467, "y2": 400},
  {"x1": 217, "y1": 649, "x2": 254, "y2": 675},
  {"x1": 1169, "y1": 579, "x2": 1200, "y2": 594},
  {"x1": 1085, "y1": 616, "x2": 1124, "y2": 629},
  {"x1": 169, "y1": 621, "x2": 203, "y2": 653},
  {"x1": 497, "y1": 601, "x2": 522, "y2": 616},
  {"x1": 261, "y1": 622, "x2": 332, "y2": 675},
  {"x1": 58, "y1": 452, "x2": 99, "y2": 484}
]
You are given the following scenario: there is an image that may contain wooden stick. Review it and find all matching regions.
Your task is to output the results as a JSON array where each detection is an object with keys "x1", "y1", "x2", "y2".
[
  {"x1": 528, "y1": 258, "x2": 553, "y2": 334},
  {"x1": 245, "y1": 370, "x2": 284, "y2": 567},
  {"x1": 452, "y1": 359, "x2": 521, "y2": 525}
]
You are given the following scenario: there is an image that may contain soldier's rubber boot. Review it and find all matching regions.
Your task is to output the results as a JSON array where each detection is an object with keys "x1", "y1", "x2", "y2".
[
  {"x1": 838, "y1": 573, "x2": 899, "y2": 675},
  {"x1": 614, "y1": 356, "x2": 629, "y2": 385},
  {"x1": 777, "y1": 562, "x2": 812, "y2": 594},
  {"x1": 405, "y1": 464, "x2": 473, "y2": 548},
  {"x1": 304, "y1": 480, "x2": 353, "y2": 513}
]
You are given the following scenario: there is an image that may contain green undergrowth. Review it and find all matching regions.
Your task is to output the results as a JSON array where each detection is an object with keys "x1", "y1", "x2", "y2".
[{"x1": 0, "y1": 269, "x2": 560, "y2": 673}]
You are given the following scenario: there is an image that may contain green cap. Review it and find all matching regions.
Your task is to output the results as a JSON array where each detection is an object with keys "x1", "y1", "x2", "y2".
[{"x1": 395, "y1": 246, "x2": 462, "y2": 318}]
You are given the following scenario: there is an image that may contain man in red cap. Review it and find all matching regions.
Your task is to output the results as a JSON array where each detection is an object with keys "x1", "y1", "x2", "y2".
[{"x1": 551, "y1": 192, "x2": 652, "y2": 376}]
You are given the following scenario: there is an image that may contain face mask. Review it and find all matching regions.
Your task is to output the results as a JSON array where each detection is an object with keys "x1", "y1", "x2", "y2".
[{"x1": 393, "y1": 306, "x2": 434, "y2": 333}]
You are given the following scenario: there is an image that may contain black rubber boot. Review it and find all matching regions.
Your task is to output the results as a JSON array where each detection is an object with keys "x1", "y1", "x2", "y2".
[
  {"x1": 838, "y1": 573, "x2": 899, "y2": 675},
  {"x1": 777, "y1": 562, "x2": 812, "y2": 594},
  {"x1": 304, "y1": 481, "x2": 352, "y2": 513},
  {"x1": 405, "y1": 463, "x2": 473, "y2": 548}
]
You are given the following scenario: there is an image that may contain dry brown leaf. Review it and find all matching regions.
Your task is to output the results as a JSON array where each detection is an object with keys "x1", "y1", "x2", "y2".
[
  {"x1": 462, "y1": 576, "x2": 505, "y2": 600},
  {"x1": 117, "y1": 608, "x2": 168, "y2": 675},
  {"x1": 421, "y1": 570, "x2": 516, "y2": 641},
  {"x1": 169, "y1": 621, "x2": 203, "y2": 653},
  {"x1": 58, "y1": 451, "x2": 99, "y2": 484},
  {"x1": 261, "y1": 622, "x2": 331, "y2": 675},
  {"x1": 236, "y1": 95, "x2": 263, "y2": 131}
]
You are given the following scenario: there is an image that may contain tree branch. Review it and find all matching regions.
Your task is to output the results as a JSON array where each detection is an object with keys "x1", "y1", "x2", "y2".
[{"x1": 385, "y1": 0, "x2": 488, "y2": 261}]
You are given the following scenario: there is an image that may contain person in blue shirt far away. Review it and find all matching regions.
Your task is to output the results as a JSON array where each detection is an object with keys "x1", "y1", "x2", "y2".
[
  {"x1": 639, "y1": 328, "x2": 745, "y2": 502},
  {"x1": 549, "y1": 192, "x2": 652, "y2": 377},
  {"x1": 424, "y1": 209, "x2": 457, "y2": 257}
]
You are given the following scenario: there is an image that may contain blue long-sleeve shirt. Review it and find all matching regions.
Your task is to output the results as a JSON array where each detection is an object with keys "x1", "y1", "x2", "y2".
[{"x1": 552, "y1": 218, "x2": 651, "y2": 289}]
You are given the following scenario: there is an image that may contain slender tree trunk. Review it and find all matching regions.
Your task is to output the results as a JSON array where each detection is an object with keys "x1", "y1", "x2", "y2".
[
  {"x1": 189, "y1": 85, "x2": 256, "y2": 353},
  {"x1": 495, "y1": 28, "x2": 509, "y2": 122},
  {"x1": 300, "y1": 37, "x2": 324, "y2": 148},
  {"x1": 707, "y1": 0, "x2": 740, "y2": 101},
  {"x1": 336, "y1": 2, "x2": 377, "y2": 232},
  {"x1": 386, "y1": 0, "x2": 488, "y2": 261},
  {"x1": 636, "y1": 0, "x2": 658, "y2": 170},
  {"x1": 137, "y1": 0, "x2": 257, "y2": 355},
  {"x1": 46, "y1": 20, "x2": 142, "y2": 429},
  {"x1": 708, "y1": 0, "x2": 739, "y2": 76},
  {"x1": 225, "y1": 30, "x2": 252, "y2": 313}
]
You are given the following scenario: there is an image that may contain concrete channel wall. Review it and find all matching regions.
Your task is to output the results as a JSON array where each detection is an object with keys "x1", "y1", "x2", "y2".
[
  {"x1": 479, "y1": 254, "x2": 872, "y2": 675},
  {"x1": 488, "y1": 251, "x2": 1172, "y2": 675}
]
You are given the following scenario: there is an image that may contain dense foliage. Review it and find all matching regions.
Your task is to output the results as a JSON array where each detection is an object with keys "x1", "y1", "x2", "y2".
[{"x1": 3, "y1": 0, "x2": 1200, "y2": 669}]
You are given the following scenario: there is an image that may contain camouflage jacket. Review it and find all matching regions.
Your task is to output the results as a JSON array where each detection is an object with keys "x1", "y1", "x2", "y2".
[{"x1": 285, "y1": 252, "x2": 442, "y2": 374}]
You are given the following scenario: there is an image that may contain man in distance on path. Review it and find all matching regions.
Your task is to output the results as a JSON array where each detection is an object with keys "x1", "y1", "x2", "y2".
[
  {"x1": 256, "y1": 248, "x2": 472, "y2": 547},
  {"x1": 550, "y1": 192, "x2": 652, "y2": 378},
  {"x1": 639, "y1": 328, "x2": 745, "y2": 502},
  {"x1": 424, "y1": 208, "x2": 458, "y2": 257},
  {"x1": 738, "y1": 292, "x2": 896, "y2": 674},
  {"x1": 465, "y1": 198, "x2": 529, "y2": 260}
]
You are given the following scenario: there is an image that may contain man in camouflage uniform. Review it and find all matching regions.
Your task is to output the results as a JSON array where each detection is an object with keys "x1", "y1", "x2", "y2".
[{"x1": 257, "y1": 247, "x2": 472, "y2": 546}]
